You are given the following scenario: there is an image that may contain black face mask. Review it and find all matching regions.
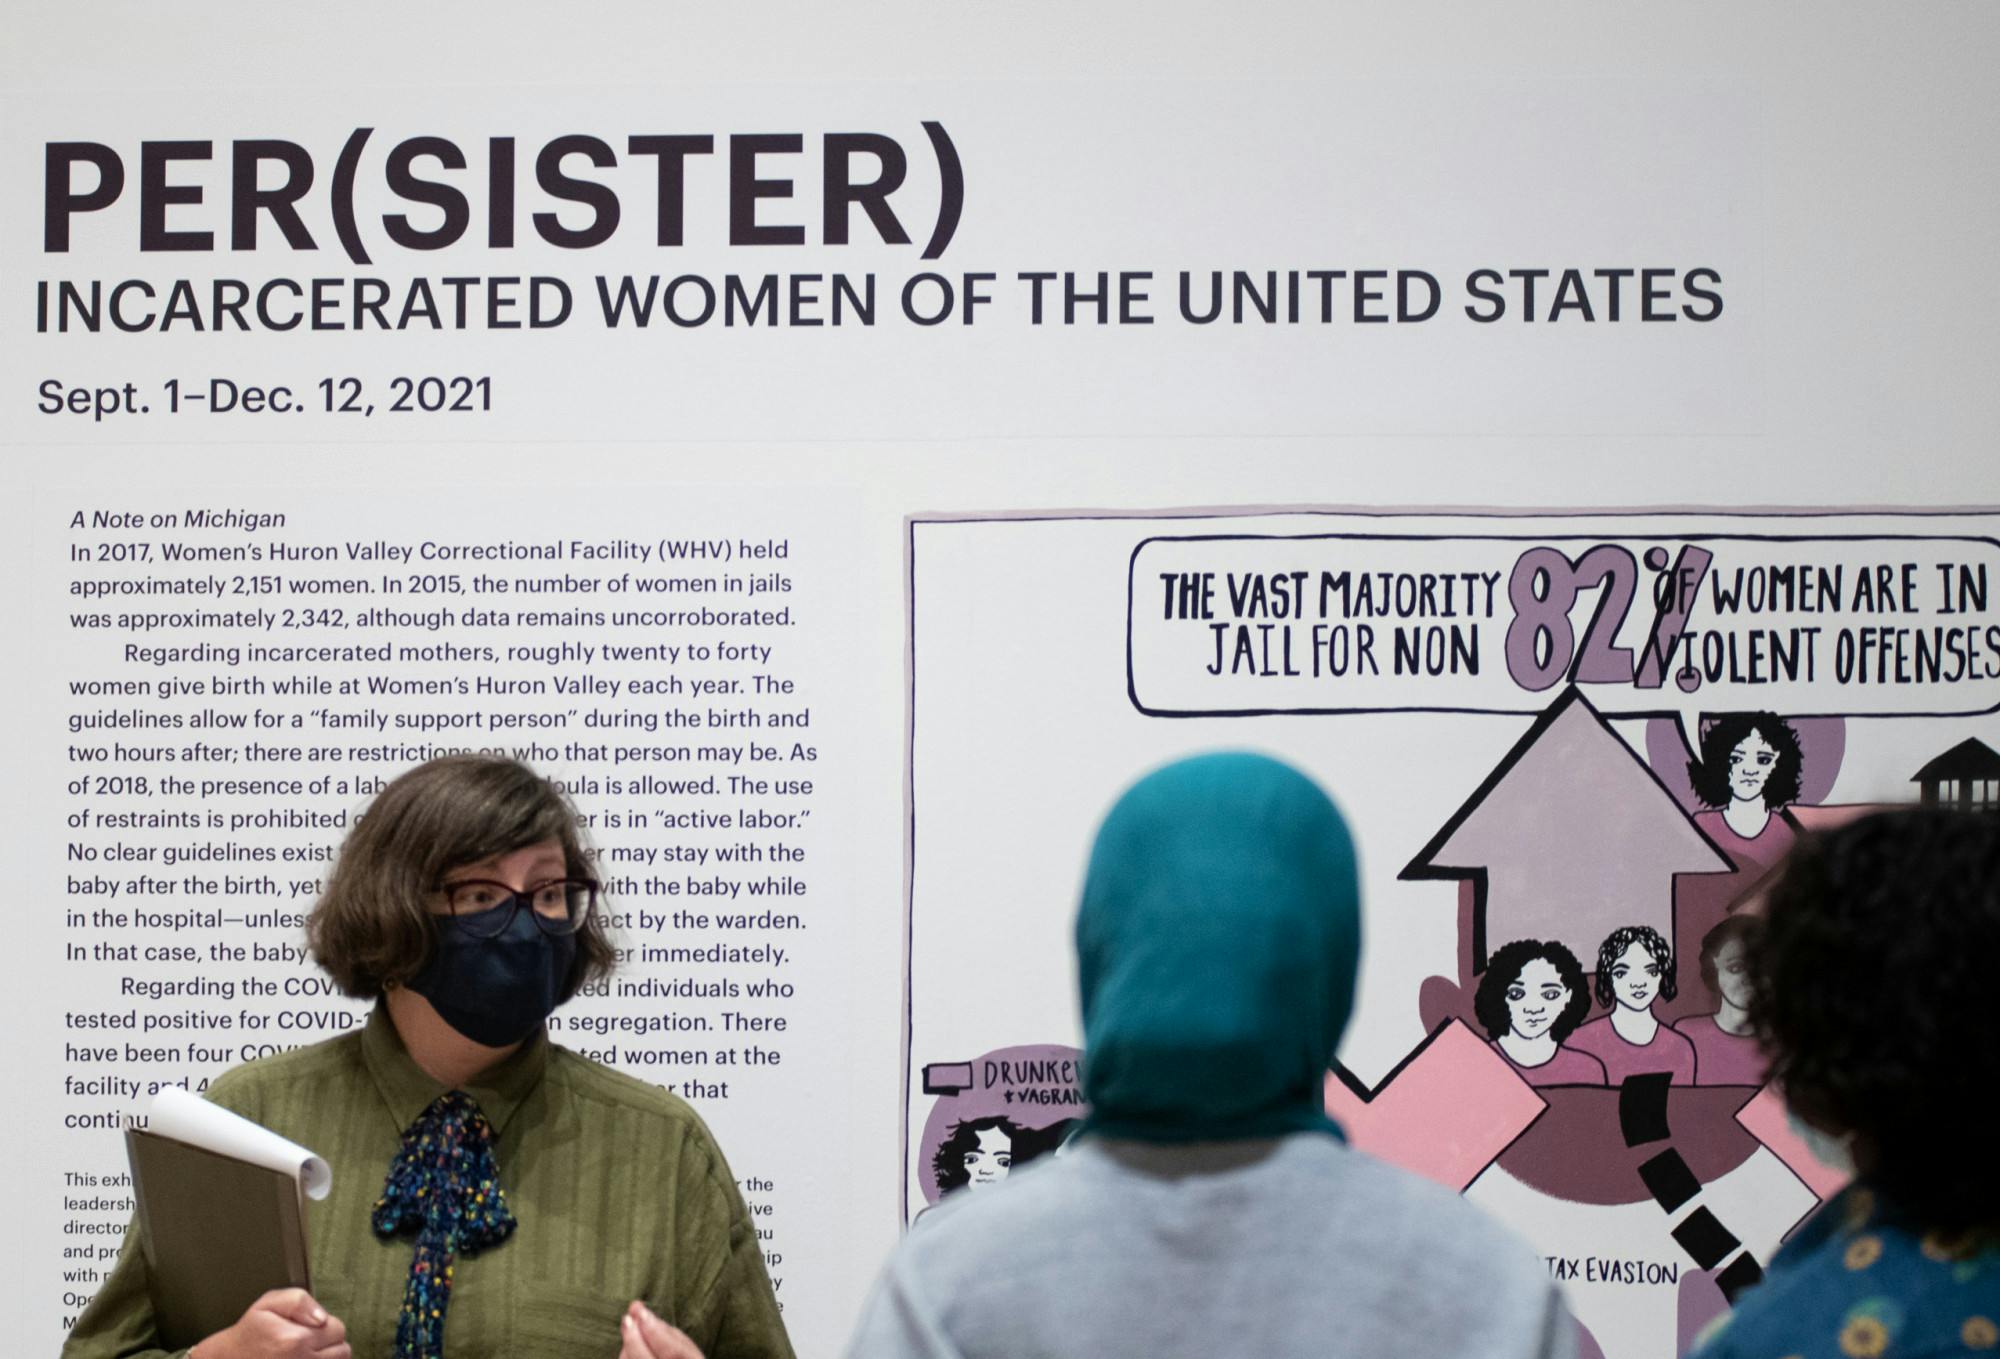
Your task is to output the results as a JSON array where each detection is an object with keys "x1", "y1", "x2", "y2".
[{"x1": 406, "y1": 898, "x2": 576, "y2": 1047}]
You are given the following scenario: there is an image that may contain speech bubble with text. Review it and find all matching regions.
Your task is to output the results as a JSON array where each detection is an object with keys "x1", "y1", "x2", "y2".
[{"x1": 1128, "y1": 533, "x2": 2000, "y2": 731}]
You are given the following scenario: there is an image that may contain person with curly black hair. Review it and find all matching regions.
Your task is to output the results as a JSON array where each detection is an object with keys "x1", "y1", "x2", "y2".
[
  {"x1": 1687, "y1": 712, "x2": 1806, "y2": 869},
  {"x1": 1473, "y1": 939, "x2": 1605, "y2": 1086},
  {"x1": 1566, "y1": 925, "x2": 1695, "y2": 1085},
  {"x1": 1688, "y1": 808, "x2": 2000, "y2": 1359}
]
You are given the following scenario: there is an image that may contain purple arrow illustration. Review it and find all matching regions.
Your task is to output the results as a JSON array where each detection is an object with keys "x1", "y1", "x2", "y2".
[{"x1": 1402, "y1": 686, "x2": 1735, "y2": 972}]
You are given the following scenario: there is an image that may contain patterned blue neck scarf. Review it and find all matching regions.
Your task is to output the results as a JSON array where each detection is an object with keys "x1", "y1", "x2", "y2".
[{"x1": 371, "y1": 1090, "x2": 518, "y2": 1358}]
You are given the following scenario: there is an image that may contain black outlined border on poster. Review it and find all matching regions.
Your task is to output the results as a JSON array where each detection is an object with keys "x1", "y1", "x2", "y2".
[
  {"x1": 902, "y1": 506, "x2": 2000, "y2": 1223},
  {"x1": 1124, "y1": 531, "x2": 2000, "y2": 721},
  {"x1": 1324, "y1": 1016, "x2": 1522, "y2": 1107}
]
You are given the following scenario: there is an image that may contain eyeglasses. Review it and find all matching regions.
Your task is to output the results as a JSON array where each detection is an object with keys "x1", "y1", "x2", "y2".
[{"x1": 431, "y1": 877, "x2": 599, "y2": 938}]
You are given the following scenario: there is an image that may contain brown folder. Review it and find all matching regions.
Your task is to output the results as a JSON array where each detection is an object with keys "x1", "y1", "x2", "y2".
[{"x1": 124, "y1": 1127, "x2": 313, "y2": 1349}]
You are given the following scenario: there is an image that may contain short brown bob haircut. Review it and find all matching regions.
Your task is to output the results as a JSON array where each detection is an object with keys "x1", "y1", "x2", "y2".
[{"x1": 307, "y1": 754, "x2": 616, "y2": 1001}]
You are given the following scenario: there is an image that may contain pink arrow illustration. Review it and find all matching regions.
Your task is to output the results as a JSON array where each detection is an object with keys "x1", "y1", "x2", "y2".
[
  {"x1": 1324, "y1": 1019, "x2": 1547, "y2": 1192},
  {"x1": 1402, "y1": 686, "x2": 1736, "y2": 972}
]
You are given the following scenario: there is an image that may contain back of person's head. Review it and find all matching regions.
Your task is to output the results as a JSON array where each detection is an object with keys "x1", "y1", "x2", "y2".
[
  {"x1": 842, "y1": 754, "x2": 1569, "y2": 1359},
  {"x1": 1075, "y1": 752, "x2": 1359, "y2": 1143},
  {"x1": 1747, "y1": 807, "x2": 2000, "y2": 1229}
]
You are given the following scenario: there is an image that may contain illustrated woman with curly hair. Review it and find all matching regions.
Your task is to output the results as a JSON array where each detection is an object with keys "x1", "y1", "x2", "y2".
[
  {"x1": 1687, "y1": 712, "x2": 1805, "y2": 869},
  {"x1": 931, "y1": 1116, "x2": 1021, "y2": 1196},
  {"x1": 1566, "y1": 925, "x2": 1696, "y2": 1085},
  {"x1": 1688, "y1": 809, "x2": 2000, "y2": 1359},
  {"x1": 1473, "y1": 940, "x2": 1605, "y2": 1086}
]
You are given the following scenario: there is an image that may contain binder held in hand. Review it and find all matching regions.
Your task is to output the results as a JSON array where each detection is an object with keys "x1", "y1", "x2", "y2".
[{"x1": 124, "y1": 1087, "x2": 332, "y2": 1348}]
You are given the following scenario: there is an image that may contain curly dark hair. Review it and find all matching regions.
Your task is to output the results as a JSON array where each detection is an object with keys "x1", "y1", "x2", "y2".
[
  {"x1": 1593, "y1": 925, "x2": 1678, "y2": 1009},
  {"x1": 1688, "y1": 713, "x2": 1805, "y2": 810},
  {"x1": 1747, "y1": 809, "x2": 2000, "y2": 1229},
  {"x1": 1474, "y1": 939, "x2": 1592, "y2": 1043},
  {"x1": 930, "y1": 1115, "x2": 1072, "y2": 1194},
  {"x1": 932, "y1": 1116, "x2": 1017, "y2": 1194}
]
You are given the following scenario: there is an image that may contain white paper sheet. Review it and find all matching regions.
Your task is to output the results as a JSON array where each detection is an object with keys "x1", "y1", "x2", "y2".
[{"x1": 146, "y1": 1087, "x2": 333, "y2": 1201}]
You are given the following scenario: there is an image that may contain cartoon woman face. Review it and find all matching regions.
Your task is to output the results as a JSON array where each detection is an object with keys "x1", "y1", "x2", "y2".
[
  {"x1": 1505, "y1": 956, "x2": 1570, "y2": 1040},
  {"x1": 1609, "y1": 941, "x2": 1665, "y2": 1012},
  {"x1": 1727, "y1": 732, "x2": 1780, "y2": 804},
  {"x1": 963, "y1": 1126, "x2": 1013, "y2": 1188},
  {"x1": 1713, "y1": 937, "x2": 1753, "y2": 1011}
]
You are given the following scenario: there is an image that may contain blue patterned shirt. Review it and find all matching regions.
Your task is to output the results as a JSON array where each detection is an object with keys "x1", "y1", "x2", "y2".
[{"x1": 1690, "y1": 1184, "x2": 1999, "y2": 1359}]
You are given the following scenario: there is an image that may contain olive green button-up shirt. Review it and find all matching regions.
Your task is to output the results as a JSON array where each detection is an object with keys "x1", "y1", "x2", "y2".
[{"x1": 63, "y1": 1007, "x2": 794, "y2": 1359}]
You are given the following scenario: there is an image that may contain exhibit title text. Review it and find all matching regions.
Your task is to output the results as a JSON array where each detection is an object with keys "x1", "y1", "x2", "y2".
[
  {"x1": 33, "y1": 127, "x2": 1727, "y2": 336},
  {"x1": 42, "y1": 127, "x2": 966, "y2": 262}
]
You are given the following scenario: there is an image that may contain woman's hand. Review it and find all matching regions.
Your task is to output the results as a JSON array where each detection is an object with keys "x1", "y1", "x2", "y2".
[
  {"x1": 190, "y1": 1289, "x2": 350, "y2": 1359},
  {"x1": 619, "y1": 1301, "x2": 705, "y2": 1359}
]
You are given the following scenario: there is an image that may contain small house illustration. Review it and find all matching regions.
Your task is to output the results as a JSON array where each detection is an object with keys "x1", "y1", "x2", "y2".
[{"x1": 1910, "y1": 737, "x2": 2000, "y2": 811}]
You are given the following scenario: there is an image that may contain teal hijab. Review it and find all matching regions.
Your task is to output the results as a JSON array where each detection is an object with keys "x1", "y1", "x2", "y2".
[{"x1": 1075, "y1": 752, "x2": 1360, "y2": 1143}]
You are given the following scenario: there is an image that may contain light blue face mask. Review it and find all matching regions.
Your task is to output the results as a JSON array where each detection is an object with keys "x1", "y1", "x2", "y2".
[{"x1": 406, "y1": 897, "x2": 576, "y2": 1047}]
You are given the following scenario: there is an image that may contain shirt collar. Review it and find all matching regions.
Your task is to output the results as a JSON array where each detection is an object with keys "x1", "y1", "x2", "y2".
[{"x1": 360, "y1": 1001, "x2": 550, "y2": 1137}]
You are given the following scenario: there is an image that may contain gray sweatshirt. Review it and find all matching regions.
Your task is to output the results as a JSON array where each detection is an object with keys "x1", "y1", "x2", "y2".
[{"x1": 845, "y1": 1134, "x2": 1575, "y2": 1359}]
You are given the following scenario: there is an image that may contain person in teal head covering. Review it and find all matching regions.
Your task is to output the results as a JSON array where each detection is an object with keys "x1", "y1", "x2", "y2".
[
  {"x1": 1075, "y1": 751, "x2": 1358, "y2": 1144},
  {"x1": 846, "y1": 752, "x2": 1574, "y2": 1359}
]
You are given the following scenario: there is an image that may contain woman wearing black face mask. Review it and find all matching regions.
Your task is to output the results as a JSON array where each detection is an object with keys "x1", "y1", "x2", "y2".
[{"x1": 66, "y1": 755, "x2": 793, "y2": 1359}]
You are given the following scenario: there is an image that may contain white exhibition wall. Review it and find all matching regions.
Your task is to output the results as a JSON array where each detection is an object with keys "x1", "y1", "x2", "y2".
[{"x1": 6, "y1": 7, "x2": 1999, "y2": 1357}]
